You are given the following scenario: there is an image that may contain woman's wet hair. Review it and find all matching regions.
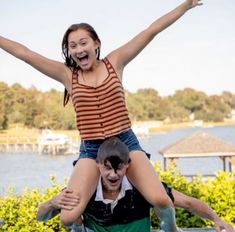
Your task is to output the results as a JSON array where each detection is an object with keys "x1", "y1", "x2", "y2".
[
  {"x1": 62, "y1": 23, "x2": 101, "y2": 106},
  {"x1": 97, "y1": 137, "x2": 130, "y2": 166}
]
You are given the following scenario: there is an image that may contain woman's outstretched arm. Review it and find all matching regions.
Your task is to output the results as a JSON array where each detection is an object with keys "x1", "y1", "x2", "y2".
[
  {"x1": 0, "y1": 35, "x2": 71, "y2": 90},
  {"x1": 109, "y1": 0, "x2": 203, "y2": 73}
]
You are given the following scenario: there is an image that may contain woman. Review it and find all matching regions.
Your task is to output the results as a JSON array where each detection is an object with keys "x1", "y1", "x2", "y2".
[{"x1": 0, "y1": 1, "x2": 202, "y2": 231}]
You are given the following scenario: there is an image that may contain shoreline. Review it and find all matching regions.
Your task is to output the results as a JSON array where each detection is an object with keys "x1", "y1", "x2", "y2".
[{"x1": 0, "y1": 121, "x2": 235, "y2": 143}]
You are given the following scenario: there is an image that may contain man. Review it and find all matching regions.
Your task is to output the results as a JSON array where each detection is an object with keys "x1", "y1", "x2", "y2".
[{"x1": 37, "y1": 137, "x2": 234, "y2": 232}]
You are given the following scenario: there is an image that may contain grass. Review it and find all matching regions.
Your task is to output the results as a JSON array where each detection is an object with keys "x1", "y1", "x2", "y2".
[
  {"x1": 0, "y1": 124, "x2": 79, "y2": 143},
  {"x1": 0, "y1": 121, "x2": 234, "y2": 143},
  {"x1": 148, "y1": 121, "x2": 235, "y2": 133},
  {"x1": 0, "y1": 124, "x2": 39, "y2": 143}
]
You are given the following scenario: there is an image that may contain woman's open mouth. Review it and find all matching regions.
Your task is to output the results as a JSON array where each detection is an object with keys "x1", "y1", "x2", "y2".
[{"x1": 78, "y1": 55, "x2": 89, "y2": 66}]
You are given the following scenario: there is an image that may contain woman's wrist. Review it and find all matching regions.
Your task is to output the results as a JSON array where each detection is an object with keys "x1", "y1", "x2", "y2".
[{"x1": 183, "y1": 1, "x2": 193, "y2": 11}]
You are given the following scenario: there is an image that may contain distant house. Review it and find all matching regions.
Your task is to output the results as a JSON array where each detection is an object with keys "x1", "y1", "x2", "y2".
[
  {"x1": 159, "y1": 130, "x2": 235, "y2": 173},
  {"x1": 231, "y1": 110, "x2": 235, "y2": 120}
]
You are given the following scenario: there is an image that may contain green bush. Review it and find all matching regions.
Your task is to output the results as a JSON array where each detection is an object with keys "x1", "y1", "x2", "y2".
[
  {"x1": 0, "y1": 176, "x2": 67, "y2": 232},
  {"x1": 0, "y1": 164, "x2": 234, "y2": 231}
]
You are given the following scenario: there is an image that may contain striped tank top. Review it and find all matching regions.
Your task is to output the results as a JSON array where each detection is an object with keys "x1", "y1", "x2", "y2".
[{"x1": 71, "y1": 58, "x2": 131, "y2": 140}]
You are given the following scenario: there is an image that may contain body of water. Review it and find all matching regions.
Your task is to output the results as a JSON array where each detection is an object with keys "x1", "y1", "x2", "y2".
[{"x1": 0, "y1": 125, "x2": 234, "y2": 195}]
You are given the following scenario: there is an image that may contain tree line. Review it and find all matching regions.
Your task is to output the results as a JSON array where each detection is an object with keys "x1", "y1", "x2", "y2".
[{"x1": 1, "y1": 81, "x2": 235, "y2": 130}]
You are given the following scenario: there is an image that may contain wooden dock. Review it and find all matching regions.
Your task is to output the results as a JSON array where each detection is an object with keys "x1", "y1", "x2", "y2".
[
  {"x1": 0, "y1": 142, "x2": 38, "y2": 153},
  {"x1": 38, "y1": 141, "x2": 77, "y2": 155},
  {"x1": 0, "y1": 141, "x2": 78, "y2": 155},
  {"x1": 0, "y1": 134, "x2": 78, "y2": 155}
]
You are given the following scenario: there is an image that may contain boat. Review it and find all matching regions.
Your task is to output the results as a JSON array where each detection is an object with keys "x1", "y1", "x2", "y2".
[
  {"x1": 37, "y1": 130, "x2": 78, "y2": 155},
  {"x1": 132, "y1": 124, "x2": 149, "y2": 139}
]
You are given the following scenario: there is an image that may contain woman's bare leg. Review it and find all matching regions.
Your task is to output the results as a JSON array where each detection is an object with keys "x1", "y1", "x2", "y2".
[
  {"x1": 60, "y1": 158, "x2": 99, "y2": 226},
  {"x1": 127, "y1": 150, "x2": 172, "y2": 206},
  {"x1": 127, "y1": 150, "x2": 179, "y2": 232}
]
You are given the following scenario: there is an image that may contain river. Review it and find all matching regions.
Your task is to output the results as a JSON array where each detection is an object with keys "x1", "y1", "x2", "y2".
[{"x1": 0, "y1": 125, "x2": 234, "y2": 196}]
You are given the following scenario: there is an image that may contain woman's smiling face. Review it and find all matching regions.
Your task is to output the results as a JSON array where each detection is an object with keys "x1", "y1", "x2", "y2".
[{"x1": 68, "y1": 29, "x2": 100, "y2": 70}]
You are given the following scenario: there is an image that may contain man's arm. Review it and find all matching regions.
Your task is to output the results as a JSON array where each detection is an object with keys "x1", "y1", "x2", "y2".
[
  {"x1": 36, "y1": 188, "x2": 80, "y2": 222},
  {"x1": 36, "y1": 198, "x2": 60, "y2": 222},
  {"x1": 172, "y1": 189, "x2": 235, "y2": 232}
]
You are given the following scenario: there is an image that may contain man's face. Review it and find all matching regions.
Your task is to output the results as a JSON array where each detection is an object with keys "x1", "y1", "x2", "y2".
[{"x1": 98, "y1": 160, "x2": 129, "y2": 193}]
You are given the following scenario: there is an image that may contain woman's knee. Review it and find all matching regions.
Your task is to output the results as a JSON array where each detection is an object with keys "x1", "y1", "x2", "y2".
[
  {"x1": 67, "y1": 158, "x2": 99, "y2": 190},
  {"x1": 60, "y1": 200, "x2": 86, "y2": 226}
]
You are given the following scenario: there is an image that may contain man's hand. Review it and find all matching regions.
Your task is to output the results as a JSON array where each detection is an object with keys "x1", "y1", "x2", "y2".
[
  {"x1": 51, "y1": 188, "x2": 80, "y2": 210},
  {"x1": 214, "y1": 218, "x2": 235, "y2": 232}
]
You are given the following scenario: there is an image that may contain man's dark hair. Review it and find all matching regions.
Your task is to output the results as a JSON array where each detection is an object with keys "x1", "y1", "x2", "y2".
[{"x1": 97, "y1": 137, "x2": 130, "y2": 167}]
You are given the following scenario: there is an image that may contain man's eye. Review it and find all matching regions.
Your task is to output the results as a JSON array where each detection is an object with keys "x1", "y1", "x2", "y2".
[
  {"x1": 104, "y1": 165, "x2": 111, "y2": 170},
  {"x1": 117, "y1": 164, "x2": 124, "y2": 170}
]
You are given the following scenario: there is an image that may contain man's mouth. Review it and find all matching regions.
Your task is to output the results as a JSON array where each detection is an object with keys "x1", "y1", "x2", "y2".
[{"x1": 108, "y1": 179, "x2": 119, "y2": 184}]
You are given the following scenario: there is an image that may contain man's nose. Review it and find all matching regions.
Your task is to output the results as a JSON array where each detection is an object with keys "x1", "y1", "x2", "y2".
[{"x1": 109, "y1": 169, "x2": 117, "y2": 177}]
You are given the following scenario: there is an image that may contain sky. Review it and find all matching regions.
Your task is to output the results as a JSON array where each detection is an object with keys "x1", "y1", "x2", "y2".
[{"x1": 1, "y1": 0, "x2": 235, "y2": 96}]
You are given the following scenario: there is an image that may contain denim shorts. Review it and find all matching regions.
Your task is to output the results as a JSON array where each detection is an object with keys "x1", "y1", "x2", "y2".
[{"x1": 78, "y1": 129, "x2": 144, "y2": 160}]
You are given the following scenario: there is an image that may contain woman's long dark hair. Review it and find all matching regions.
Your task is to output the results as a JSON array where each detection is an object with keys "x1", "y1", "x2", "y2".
[{"x1": 62, "y1": 23, "x2": 101, "y2": 106}]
